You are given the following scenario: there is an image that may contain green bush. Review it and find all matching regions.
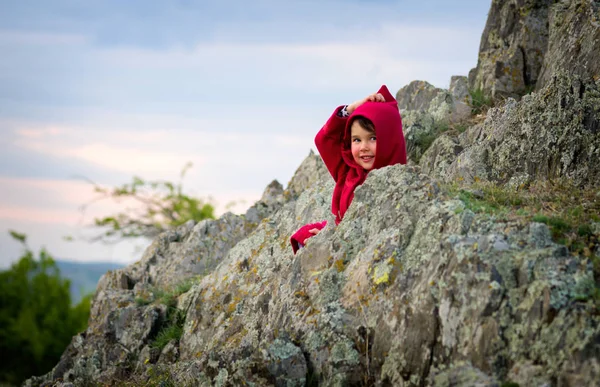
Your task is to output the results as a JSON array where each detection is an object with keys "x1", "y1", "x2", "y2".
[{"x1": 0, "y1": 232, "x2": 91, "y2": 385}]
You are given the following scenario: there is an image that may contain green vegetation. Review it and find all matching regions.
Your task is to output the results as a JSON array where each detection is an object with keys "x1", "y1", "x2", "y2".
[
  {"x1": 0, "y1": 232, "x2": 91, "y2": 386},
  {"x1": 135, "y1": 279, "x2": 195, "y2": 308},
  {"x1": 151, "y1": 307, "x2": 186, "y2": 350},
  {"x1": 133, "y1": 279, "x2": 195, "y2": 350},
  {"x1": 412, "y1": 120, "x2": 467, "y2": 164},
  {"x1": 447, "y1": 180, "x2": 599, "y2": 251},
  {"x1": 446, "y1": 180, "x2": 599, "y2": 254},
  {"x1": 446, "y1": 180, "x2": 600, "y2": 305},
  {"x1": 469, "y1": 88, "x2": 494, "y2": 114},
  {"x1": 74, "y1": 163, "x2": 215, "y2": 244}
]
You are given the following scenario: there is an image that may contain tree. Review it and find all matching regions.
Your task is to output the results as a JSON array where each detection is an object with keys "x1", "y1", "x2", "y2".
[
  {"x1": 77, "y1": 162, "x2": 216, "y2": 244},
  {"x1": 0, "y1": 232, "x2": 91, "y2": 385}
]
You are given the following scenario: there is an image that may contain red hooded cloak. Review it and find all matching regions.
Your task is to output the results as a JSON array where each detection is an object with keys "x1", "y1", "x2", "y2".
[{"x1": 290, "y1": 85, "x2": 406, "y2": 253}]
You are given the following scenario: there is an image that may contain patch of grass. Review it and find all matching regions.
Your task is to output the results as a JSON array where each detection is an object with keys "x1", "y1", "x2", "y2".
[
  {"x1": 500, "y1": 382, "x2": 520, "y2": 387},
  {"x1": 151, "y1": 307, "x2": 186, "y2": 350},
  {"x1": 136, "y1": 278, "x2": 197, "y2": 308},
  {"x1": 135, "y1": 297, "x2": 152, "y2": 306},
  {"x1": 444, "y1": 179, "x2": 599, "y2": 257},
  {"x1": 469, "y1": 88, "x2": 494, "y2": 114}
]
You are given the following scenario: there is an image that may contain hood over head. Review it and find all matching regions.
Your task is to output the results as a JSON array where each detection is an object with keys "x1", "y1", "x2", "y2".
[{"x1": 341, "y1": 85, "x2": 406, "y2": 170}]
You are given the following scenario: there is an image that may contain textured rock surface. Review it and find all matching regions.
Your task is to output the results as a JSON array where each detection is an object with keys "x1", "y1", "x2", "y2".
[
  {"x1": 25, "y1": 161, "x2": 600, "y2": 386},
  {"x1": 470, "y1": 0, "x2": 600, "y2": 99},
  {"x1": 424, "y1": 73, "x2": 600, "y2": 187},
  {"x1": 469, "y1": 0, "x2": 554, "y2": 98},
  {"x1": 537, "y1": 0, "x2": 600, "y2": 90},
  {"x1": 396, "y1": 80, "x2": 445, "y2": 112},
  {"x1": 399, "y1": 78, "x2": 471, "y2": 164}
]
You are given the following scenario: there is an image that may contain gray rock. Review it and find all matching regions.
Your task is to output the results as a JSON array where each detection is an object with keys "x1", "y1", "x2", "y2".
[
  {"x1": 266, "y1": 338, "x2": 307, "y2": 386},
  {"x1": 450, "y1": 76, "x2": 471, "y2": 104},
  {"x1": 442, "y1": 73, "x2": 600, "y2": 187},
  {"x1": 420, "y1": 134, "x2": 464, "y2": 179},
  {"x1": 469, "y1": 0, "x2": 553, "y2": 98},
  {"x1": 537, "y1": 0, "x2": 600, "y2": 91},
  {"x1": 397, "y1": 80, "x2": 445, "y2": 111},
  {"x1": 25, "y1": 161, "x2": 600, "y2": 386}
]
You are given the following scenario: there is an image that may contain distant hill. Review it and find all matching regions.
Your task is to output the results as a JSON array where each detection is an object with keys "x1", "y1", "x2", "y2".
[{"x1": 55, "y1": 260, "x2": 125, "y2": 304}]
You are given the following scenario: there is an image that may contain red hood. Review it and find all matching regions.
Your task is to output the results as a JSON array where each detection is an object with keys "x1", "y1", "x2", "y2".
[{"x1": 341, "y1": 85, "x2": 406, "y2": 170}]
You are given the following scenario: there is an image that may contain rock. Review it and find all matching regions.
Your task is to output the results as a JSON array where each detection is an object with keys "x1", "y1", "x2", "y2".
[
  {"x1": 430, "y1": 362, "x2": 499, "y2": 386},
  {"x1": 244, "y1": 179, "x2": 284, "y2": 225},
  {"x1": 283, "y1": 150, "x2": 331, "y2": 201},
  {"x1": 469, "y1": 0, "x2": 554, "y2": 98},
  {"x1": 441, "y1": 72, "x2": 600, "y2": 187},
  {"x1": 25, "y1": 160, "x2": 600, "y2": 386},
  {"x1": 396, "y1": 80, "x2": 445, "y2": 111},
  {"x1": 450, "y1": 76, "x2": 471, "y2": 104},
  {"x1": 537, "y1": 0, "x2": 600, "y2": 90},
  {"x1": 400, "y1": 81, "x2": 471, "y2": 164},
  {"x1": 420, "y1": 134, "x2": 464, "y2": 179},
  {"x1": 265, "y1": 338, "x2": 308, "y2": 386}
]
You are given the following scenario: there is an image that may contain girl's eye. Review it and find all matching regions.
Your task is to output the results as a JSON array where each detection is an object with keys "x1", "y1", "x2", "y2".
[
  {"x1": 370, "y1": 137, "x2": 377, "y2": 141},
  {"x1": 352, "y1": 138, "x2": 360, "y2": 143}
]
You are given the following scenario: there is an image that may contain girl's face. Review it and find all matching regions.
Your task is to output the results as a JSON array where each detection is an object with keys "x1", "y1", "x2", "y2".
[{"x1": 350, "y1": 120, "x2": 377, "y2": 170}]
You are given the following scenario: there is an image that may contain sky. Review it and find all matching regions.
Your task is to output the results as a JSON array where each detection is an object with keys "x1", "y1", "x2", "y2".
[{"x1": 0, "y1": 0, "x2": 490, "y2": 268}]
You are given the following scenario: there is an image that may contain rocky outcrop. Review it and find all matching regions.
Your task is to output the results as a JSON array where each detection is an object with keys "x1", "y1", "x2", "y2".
[
  {"x1": 398, "y1": 77, "x2": 472, "y2": 164},
  {"x1": 537, "y1": 0, "x2": 600, "y2": 90},
  {"x1": 24, "y1": 1, "x2": 600, "y2": 385},
  {"x1": 469, "y1": 0, "x2": 554, "y2": 98},
  {"x1": 421, "y1": 72, "x2": 600, "y2": 187},
  {"x1": 470, "y1": 0, "x2": 600, "y2": 99},
  {"x1": 25, "y1": 158, "x2": 600, "y2": 386},
  {"x1": 396, "y1": 81, "x2": 445, "y2": 112}
]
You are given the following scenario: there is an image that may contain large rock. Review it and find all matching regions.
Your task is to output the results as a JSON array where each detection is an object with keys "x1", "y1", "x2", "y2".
[
  {"x1": 26, "y1": 159, "x2": 600, "y2": 386},
  {"x1": 396, "y1": 80, "x2": 445, "y2": 112},
  {"x1": 537, "y1": 0, "x2": 600, "y2": 90},
  {"x1": 469, "y1": 0, "x2": 555, "y2": 98},
  {"x1": 426, "y1": 72, "x2": 600, "y2": 187},
  {"x1": 399, "y1": 77, "x2": 472, "y2": 164}
]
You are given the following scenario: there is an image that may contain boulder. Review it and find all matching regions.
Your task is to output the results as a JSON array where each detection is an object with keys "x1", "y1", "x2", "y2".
[
  {"x1": 396, "y1": 80, "x2": 445, "y2": 112},
  {"x1": 537, "y1": 0, "x2": 600, "y2": 90},
  {"x1": 26, "y1": 159, "x2": 600, "y2": 386},
  {"x1": 432, "y1": 72, "x2": 600, "y2": 187},
  {"x1": 469, "y1": 0, "x2": 555, "y2": 98}
]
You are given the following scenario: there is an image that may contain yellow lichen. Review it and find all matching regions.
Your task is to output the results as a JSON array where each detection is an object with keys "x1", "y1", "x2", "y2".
[{"x1": 373, "y1": 271, "x2": 390, "y2": 285}]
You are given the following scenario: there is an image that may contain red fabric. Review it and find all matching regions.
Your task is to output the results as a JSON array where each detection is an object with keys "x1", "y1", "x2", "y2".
[
  {"x1": 290, "y1": 85, "x2": 405, "y2": 254},
  {"x1": 290, "y1": 221, "x2": 327, "y2": 254},
  {"x1": 316, "y1": 85, "x2": 406, "y2": 224}
]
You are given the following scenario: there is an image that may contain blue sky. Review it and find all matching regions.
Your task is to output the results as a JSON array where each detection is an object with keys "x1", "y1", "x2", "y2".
[{"x1": 0, "y1": 0, "x2": 490, "y2": 267}]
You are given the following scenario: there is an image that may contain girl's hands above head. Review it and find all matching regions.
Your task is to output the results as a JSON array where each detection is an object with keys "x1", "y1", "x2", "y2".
[{"x1": 347, "y1": 92, "x2": 386, "y2": 114}]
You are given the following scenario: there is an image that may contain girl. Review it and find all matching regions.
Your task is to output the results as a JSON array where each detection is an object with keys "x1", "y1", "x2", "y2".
[{"x1": 290, "y1": 85, "x2": 406, "y2": 253}]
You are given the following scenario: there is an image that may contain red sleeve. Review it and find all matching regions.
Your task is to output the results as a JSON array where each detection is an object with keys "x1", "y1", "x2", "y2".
[
  {"x1": 315, "y1": 106, "x2": 347, "y2": 182},
  {"x1": 290, "y1": 221, "x2": 327, "y2": 254}
]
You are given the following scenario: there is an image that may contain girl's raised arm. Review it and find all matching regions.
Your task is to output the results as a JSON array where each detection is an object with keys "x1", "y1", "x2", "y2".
[{"x1": 314, "y1": 106, "x2": 348, "y2": 182}]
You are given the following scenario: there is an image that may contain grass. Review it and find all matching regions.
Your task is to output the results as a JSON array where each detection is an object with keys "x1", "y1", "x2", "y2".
[
  {"x1": 469, "y1": 88, "x2": 494, "y2": 114},
  {"x1": 444, "y1": 179, "x2": 599, "y2": 256},
  {"x1": 132, "y1": 279, "x2": 195, "y2": 350},
  {"x1": 135, "y1": 278, "x2": 196, "y2": 307},
  {"x1": 150, "y1": 307, "x2": 186, "y2": 350},
  {"x1": 446, "y1": 179, "x2": 600, "y2": 307},
  {"x1": 412, "y1": 120, "x2": 469, "y2": 164}
]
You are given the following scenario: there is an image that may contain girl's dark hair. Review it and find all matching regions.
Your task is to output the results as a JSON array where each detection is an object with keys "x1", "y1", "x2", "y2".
[
  {"x1": 345, "y1": 116, "x2": 376, "y2": 147},
  {"x1": 352, "y1": 116, "x2": 375, "y2": 134}
]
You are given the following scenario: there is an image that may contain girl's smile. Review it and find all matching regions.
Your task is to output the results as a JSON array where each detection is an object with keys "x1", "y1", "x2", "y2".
[{"x1": 350, "y1": 120, "x2": 377, "y2": 170}]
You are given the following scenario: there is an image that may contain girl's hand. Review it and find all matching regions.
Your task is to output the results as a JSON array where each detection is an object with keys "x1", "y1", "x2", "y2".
[
  {"x1": 309, "y1": 228, "x2": 321, "y2": 235},
  {"x1": 347, "y1": 92, "x2": 385, "y2": 114}
]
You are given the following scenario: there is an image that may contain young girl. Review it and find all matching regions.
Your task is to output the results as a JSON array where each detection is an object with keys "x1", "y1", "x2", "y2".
[{"x1": 290, "y1": 85, "x2": 406, "y2": 253}]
